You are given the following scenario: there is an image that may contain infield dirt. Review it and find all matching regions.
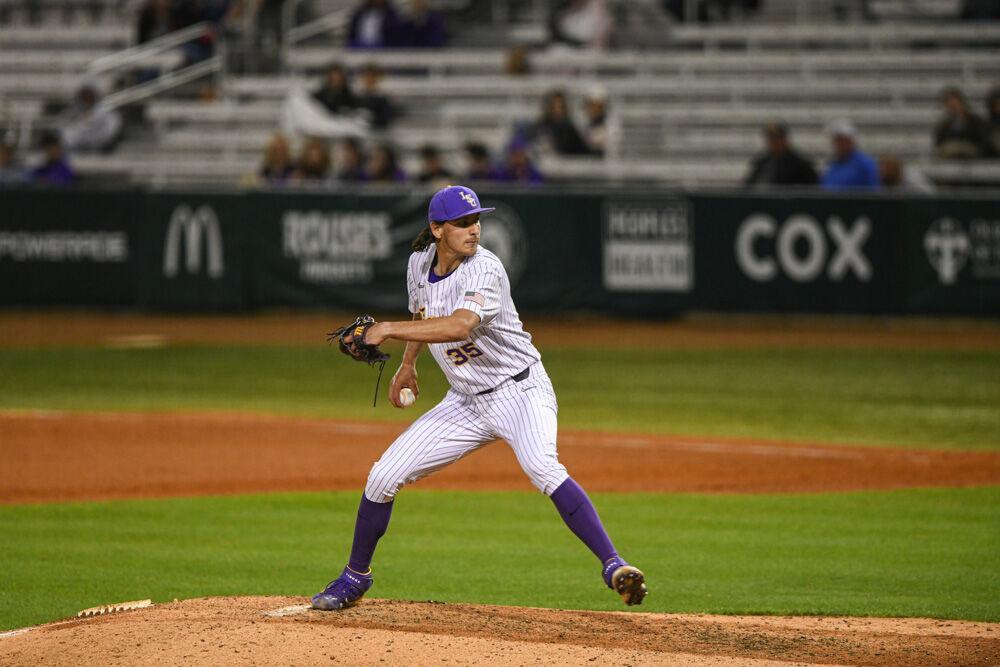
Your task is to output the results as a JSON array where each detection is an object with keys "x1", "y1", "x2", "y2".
[
  {"x1": 2, "y1": 596, "x2": 998, "y2": 666},
  {"x1": 2, "y1": 410, "x2": 999, "y2": 503}
]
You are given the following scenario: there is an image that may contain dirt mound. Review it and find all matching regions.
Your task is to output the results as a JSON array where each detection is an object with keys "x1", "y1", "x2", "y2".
[
  {"x1": 2, "y1": 411, "x2": 999, "y2": 504},
  {"x1": 2, "y1": 596, "x2": 997, "y2": 666}
]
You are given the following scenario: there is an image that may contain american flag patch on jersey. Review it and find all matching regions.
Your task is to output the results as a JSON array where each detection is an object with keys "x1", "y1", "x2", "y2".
[{"x1": 464, "y1": 291, "x2": 485, "y2": 307}]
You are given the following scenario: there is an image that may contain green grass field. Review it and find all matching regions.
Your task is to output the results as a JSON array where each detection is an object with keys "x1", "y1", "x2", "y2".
[
  {"x1": 0, "y1": 345, "x2": 998, "y2": 449},
  {"x1": 1, "y1": 488, "x2": 998, "y2": 631},
  {"x1": 1, "y1": 341, "x2": 998, "y2": 631}
]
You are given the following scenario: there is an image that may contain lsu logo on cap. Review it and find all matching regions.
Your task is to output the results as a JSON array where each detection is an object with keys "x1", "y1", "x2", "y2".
[{"x1": 459, "y1": 191, "x2": 477, "y2": 207}]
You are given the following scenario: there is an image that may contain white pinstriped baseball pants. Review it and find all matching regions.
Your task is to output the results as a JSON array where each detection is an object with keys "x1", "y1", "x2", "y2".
[{"x1": 365, "y1": 361, "x2": 569, "y2": 502}]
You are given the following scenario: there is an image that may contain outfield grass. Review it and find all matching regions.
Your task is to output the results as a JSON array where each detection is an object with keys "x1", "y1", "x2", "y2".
[
  {"x1": 1, "y1": 487, "x2": 997, "y2": 631},
  {"x1": 0, "y1": 345, "x2": 997, "y2": 449}
]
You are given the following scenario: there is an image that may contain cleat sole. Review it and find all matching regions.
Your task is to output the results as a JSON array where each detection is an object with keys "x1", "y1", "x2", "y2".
[{"x1": 611, "y1": 566, "x2": 648, "y2": 606}]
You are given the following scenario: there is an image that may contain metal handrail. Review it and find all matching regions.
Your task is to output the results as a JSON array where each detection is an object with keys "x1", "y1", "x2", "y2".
[
  {"x1": 86, "y1": 21, "x2": 225, "y2": 112},
  {"x1": 88, "y1": 21, "x2": 215, "y2": 74},
  {"x1": 103, "y1": 58, "x2": 221, "y2": 110}
]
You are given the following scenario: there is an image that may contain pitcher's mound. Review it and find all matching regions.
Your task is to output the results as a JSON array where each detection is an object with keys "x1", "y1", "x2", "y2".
[{"x1": 1, "y1": 596, "x2": 997, "y2": 666}]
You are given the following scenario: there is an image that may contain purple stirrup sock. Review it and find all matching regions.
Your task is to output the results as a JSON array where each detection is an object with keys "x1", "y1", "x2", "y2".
[
  {"x1": 550, "y1": 477, "x2": 617, "y2": 563},
  {"x1": 347, "y1": 494, "x2": 393, "y2": 572}
]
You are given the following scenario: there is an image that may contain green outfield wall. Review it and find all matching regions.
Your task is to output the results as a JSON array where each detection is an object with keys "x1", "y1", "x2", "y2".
[{"x1": 1, "y1": 188, "x2": 997, "y2": 315}]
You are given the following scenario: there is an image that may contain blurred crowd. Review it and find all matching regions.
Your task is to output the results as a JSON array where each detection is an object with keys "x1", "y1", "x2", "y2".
[
  {"x1": 247, "y1": 55, "x2": 613, "y2": 188},
  {"x1": 2, "y1": 0, "x2": 1000, "y2": 190},
  {"x1": 744, "y1": 85, "x2": 1000, "y2": 193}
]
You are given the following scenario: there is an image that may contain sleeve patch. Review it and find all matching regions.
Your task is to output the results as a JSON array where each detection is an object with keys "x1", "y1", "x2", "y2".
[{"x1": 463, "y1": 291, "x2": 485, "y2": 307}]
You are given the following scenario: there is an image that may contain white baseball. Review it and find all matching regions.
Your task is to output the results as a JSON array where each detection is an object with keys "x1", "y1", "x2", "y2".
[{"x1": 399, "y1": 387, "x2": 416, "y2": 408}]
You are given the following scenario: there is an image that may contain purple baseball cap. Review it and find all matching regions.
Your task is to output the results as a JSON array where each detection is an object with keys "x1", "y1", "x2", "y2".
[{"x1": 427, "y1": 185, "x2": 495, "y2": 223}]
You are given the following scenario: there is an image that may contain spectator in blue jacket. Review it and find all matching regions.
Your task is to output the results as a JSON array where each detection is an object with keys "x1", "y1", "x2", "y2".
[{"x1": 820, "y1": 120, "x2": 879, "y2": 191}]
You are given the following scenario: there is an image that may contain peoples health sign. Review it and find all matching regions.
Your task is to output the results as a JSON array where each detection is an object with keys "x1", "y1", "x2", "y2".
[{"x1": 602, "y1": 199, "x2": 693, "y2": 293}]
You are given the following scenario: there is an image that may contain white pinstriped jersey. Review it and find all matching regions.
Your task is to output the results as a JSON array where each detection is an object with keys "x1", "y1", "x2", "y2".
[{"x1": 406, "y1": 245, "x2": 540, "y2": 395}]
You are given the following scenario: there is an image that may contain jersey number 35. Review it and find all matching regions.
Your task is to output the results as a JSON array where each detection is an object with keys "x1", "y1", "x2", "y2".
[{"x1": 445, "y1": 342, "x2": 483, "y2": 366}]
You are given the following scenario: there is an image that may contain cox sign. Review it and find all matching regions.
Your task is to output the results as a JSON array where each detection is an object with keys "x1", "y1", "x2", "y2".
[{"x1": 736, "y1": 214, "x2": 872, "y2": 283}]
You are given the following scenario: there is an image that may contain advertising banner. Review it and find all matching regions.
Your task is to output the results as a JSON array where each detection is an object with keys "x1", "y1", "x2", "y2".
[
  {"x1": 0, "y1": 189, "x2": 139, "y2": 306},
  {"x1": 690, "y1": 195, "x2": 902, "y2": 313},
  {"x1": 2, "y1": 188, "x2": 996, "y2": 315},
  {"x1": 244, "y1": 191, "x2": 611, "y2": 313},
  {"x1": 136, "y1": 193, "x2": 248, "y2": 310},
  {"x1": 901, "y1": 198, "x2": 1000, "y2": 315}
]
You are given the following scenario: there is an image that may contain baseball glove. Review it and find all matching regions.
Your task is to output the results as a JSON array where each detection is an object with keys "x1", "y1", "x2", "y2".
[{"x1": 327, "y1": 314, "x2": 390, "y2": 366}]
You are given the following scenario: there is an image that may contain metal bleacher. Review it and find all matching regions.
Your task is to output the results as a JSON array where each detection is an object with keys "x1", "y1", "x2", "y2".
[{"x1": 3, "y1": 0, "x2": 1000, "y2": 188}]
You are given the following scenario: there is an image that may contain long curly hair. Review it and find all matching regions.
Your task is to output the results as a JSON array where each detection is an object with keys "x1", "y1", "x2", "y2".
[{"x1": 411, "y1": 226, "x2": 435, "y2": 251}]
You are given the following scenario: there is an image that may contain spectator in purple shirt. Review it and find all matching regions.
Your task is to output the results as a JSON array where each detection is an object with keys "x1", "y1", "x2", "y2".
[
  {"x1": 492, "y1": 137, "x2": 544, "y2": 184},
  {"x1": 398, "y1": 0, "x2": 446, "y2": 47},
  {"x1": 336, "y1": 137, "x2": 367, "y2": 182},
  {"x1": 348, "y1": 0, "x2": 401, "y2": 48},
  {"x1": 29, "y1": 133, "x2": 75, "y2": 186},
  {"x1": 366, "y1": 143, "x2": 406, "y2": 182}
]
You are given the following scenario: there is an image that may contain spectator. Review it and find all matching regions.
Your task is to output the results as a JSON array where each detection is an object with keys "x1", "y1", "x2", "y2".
[
  {"x1": 534, "y1": 90, "x2": 592, "y2": 156},
  {"x1": 0, "y1": 132, "x2": 25, "y2": 184},
  {"x1": 988, "y1": 87, "x2": 1000, "y2": 156},
  {"x1": 312, "y1": 63, "x2": 360, "y2": 115},
  {"x1": 259, "y1": 133, "x2": 296, "y2": 185},
  {"x1": 504, "y1": 45, "x2": 532, "y2": 76},
  {"x1": 934, "y1": 87, "x2": 992, "y2": 159},
  {"x1": 820, "y1": 120, "x2": 879, "y2": 191},
  {"x1": 878, "y1": 155, "x2": 934, "y2": 194},
  {"x1": 464, "y1": 142, "x2": 493, "y2": 181},
  {"x1": 29, "y1": 133, "x2": 75, "y2": 186},
  {"x1": 366, "y1": 143, "x2": 406, "y2": 182},
  {"x1": 178, "y1": 0, "x2": 230, "y2": 66},
  {"x1": 582, "y1": 85, "x2": 609, "y2": 156},
  {"x1": 336, "y1": 137, "x2": 367, "y2": 181},
  {"x1": 59, "y1": 84, "x2": 122, "y2": 154},
  {"x1": 416, "y1": 144, "x2": 454, "y2": 183},
  {"x1": 492, "y1": 137, "x2": 544, "y2": 184},
  {"x1": 356, "y1": 63, "x2": 396, "y2": 130},
  {"x1": 294, "y1": 137, "x2": 332, "y2": 182},
  {"x1": 398, "y1": 0, "x2": 446, "y2": 47},
  {"x1": 348, "y1": 0, "x2": 401, "y2": 49},
  {"x1": 743, "y1": 122, "x2": 819, "y2": 188},
  {"x1": 548, "y1": 0, "x2": 611, "y2": 50}
]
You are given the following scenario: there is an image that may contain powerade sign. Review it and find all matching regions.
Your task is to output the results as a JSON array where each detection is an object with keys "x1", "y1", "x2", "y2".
[
  {"x1": 0, "y1": 231, "x2": 129, "y2": 263},
  {"x1": 0, "y1": 190, "x2": 138, "y2": 305}
]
